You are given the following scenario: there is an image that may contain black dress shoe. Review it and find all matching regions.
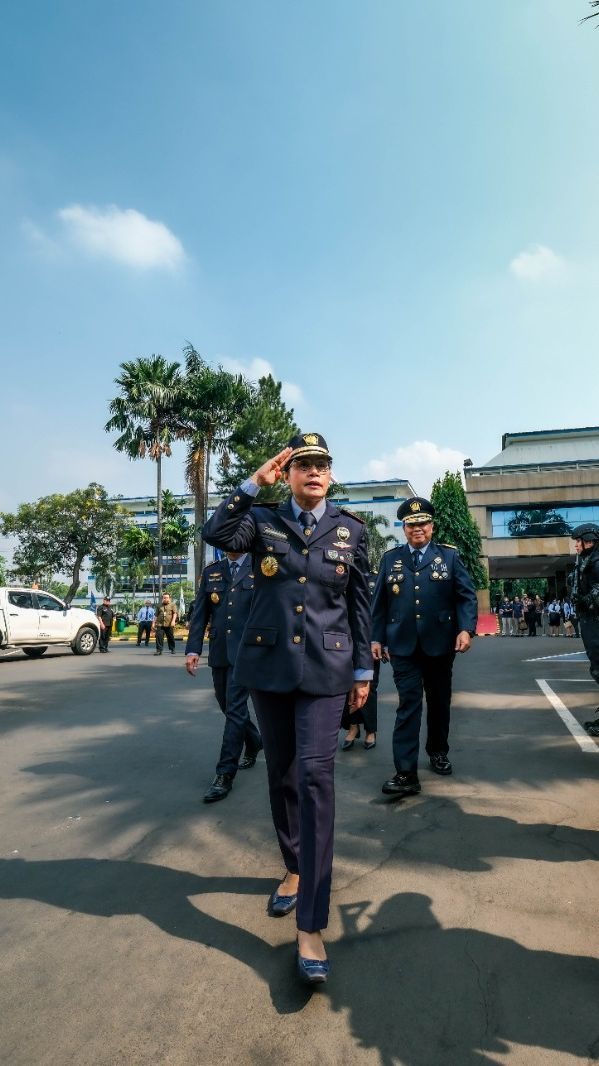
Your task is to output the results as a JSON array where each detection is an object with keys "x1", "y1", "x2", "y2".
[
  {"x1": 341, "y1": 729, "x2": 360, "y2": 751},
  {"x1": 381, "y1": 771, "x2": 421, "y2": 797},
  {"x1": 238, "y1": 742, "x2": 263, "y2": 770},
  {"x1": 268, "y1": 889, "x2": 298, "y2": 917},
  {"x1": 203, "y1": 773, "x2": 234, "y2": 803},
  {"x1": 363, "y1": 737, "x2": 376, "y2": 750},
  {"x1": 429, "y1": 753, "x2": 452, "y2": 775},
  {"x1": 586, "y1": 723, "x2": 599, "y2": 737}
]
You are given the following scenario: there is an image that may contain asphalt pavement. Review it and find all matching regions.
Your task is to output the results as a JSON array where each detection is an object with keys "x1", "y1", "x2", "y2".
[{"x1": 1, "y1": 635, "x2": 598, "y2": 1066}]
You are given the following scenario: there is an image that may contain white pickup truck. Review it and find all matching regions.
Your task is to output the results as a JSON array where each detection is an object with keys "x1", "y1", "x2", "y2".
[{"x1": 0, "y1": 587, "x2": 101, "y2": 658}]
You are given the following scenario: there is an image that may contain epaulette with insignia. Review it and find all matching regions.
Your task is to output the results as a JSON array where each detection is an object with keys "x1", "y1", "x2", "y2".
[
  {"x1": 340, "y1": 508, "x2": 364, "y2": 523},
  {"x1": 251, "y1": 500, "x2": 279, "y2": 509},
  {"x1": 440, "y1": 543, "x2": 457, "y2": 550}
]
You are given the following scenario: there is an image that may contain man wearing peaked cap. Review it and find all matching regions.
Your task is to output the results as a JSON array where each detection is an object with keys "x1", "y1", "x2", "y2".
[
  {"x1": 371, "y1": 495, "x2": 478, "y2": 798},
  {"x1": 570, "y1": 523, "x2": 599, "y2": 735},
  {"x1": 201, "y1": 432, "x2": 372, "y2": 985}
]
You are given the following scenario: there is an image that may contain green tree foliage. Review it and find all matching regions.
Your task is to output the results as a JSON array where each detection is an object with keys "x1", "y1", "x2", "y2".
[
  {"x1": 106, "y1": 355, "x2": 183, "y2": 594},
  {"x1": 430, "y1": 471, "x2": 488, "y2": 590},
  {"x1": 217, "y1": 375, "x2": 299, "y2": 503},
  {"x1": 354, "y1": 513, "x2": 396, "y2": 571},
  {"x1": 1, "y1": 484, "x2": 129, "y2": 603},
  {"x1": 0, "y1": 554, "x2": 7, "y2": 586},
  {"x1": 119, "y1": 524, "x2": 156, "y2": 609},
  {"x1": 490, "y1": 577, "x2": 549, "y2": 604},
  {"x1": 178, "y1": 344, "x2": 254, "y2": 584}
]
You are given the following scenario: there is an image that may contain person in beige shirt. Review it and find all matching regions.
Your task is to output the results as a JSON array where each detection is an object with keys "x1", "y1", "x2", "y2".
[{"x1": 154, "y1": 593, "x2": 178, "y2": 655}]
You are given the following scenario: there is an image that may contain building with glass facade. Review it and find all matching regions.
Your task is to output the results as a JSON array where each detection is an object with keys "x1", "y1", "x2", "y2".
[{"x1": 465, "y1": 426, "x2": 599, "y2": 611}]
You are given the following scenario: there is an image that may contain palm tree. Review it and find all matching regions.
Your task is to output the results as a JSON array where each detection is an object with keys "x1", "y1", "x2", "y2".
[
  {"x1": 179, "y1": 345, "x2": 254, "y2": 585},
  {"x1": 121, "y1": 524, "x2": 155, "y2": 611},
  {"x1": 105, "y1": 356, "x2": 183, "y2": 595},
  {"x1": 355, "y1": 513, "x2": 396, "y2": 571}
]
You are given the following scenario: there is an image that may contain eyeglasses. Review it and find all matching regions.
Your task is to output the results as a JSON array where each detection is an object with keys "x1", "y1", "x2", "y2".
[{"x1": 290, "y1": 459, "x2": 331, "y2": 473}]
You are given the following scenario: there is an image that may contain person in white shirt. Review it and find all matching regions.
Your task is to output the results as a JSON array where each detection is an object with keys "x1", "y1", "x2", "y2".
[{"x1": 136, "y1": 601, "x2": 155, "y2": 646}]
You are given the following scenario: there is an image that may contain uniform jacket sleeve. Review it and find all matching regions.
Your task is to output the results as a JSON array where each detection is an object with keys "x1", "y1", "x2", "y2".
[
  {"x1": 185, "y1": 572, "x2": 212, "y2": 656},
  {"x1": 202, "y1": 489, "x2": 258, "y2": 553},
  {"x1": 452, "y1": 552, "x2": 479, "y2": 634},
  {"x1": 370, "y1": 566, "x2": 388, "y2": 645},
  {"x1": 345, "y1": 523, "x2": 373, "y2": 672}
]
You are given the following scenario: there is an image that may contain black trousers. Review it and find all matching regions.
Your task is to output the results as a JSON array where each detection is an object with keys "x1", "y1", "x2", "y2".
[
  {"x1": 251, "y1": 688, "x2": 345, "y2": 933},
  {"x1": 137, "y1": 621, "x2": 152, "y2": 645},
  {"x1": 390, "y1": 647, "x2": 455, "y2": 772},
  {"x1": 98, "y1": 627, "x2": 111, "y2": 652},
  {"x1": 211, "y1": 666, "x2": 261, "y2": 776},
  {"x1": 340, "y1": 659, "x2": 380, "y2": 734},
  {"x1": 155, "y1": 625, "x2": 175, "y2": 652},
  {"x1": 580, "y1": 618, "x2": 599, "y2": 688}
]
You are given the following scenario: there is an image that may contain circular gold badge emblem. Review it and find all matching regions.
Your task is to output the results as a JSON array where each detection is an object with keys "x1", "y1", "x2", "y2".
[
  {"x1": 392, "y1": 583, "x2": 400, "y2": 594},
  {"x1": 336, "y1": 564, "x2": 345, "y2": 575},
  {"x1": 336, "y1": 526, "x2": 350, "y2": 540},
  {"x1": 261, "y1": 555, "x2": 279, "y2": 577},
  {"x1": 210, "y1": 592, "x2": 220, "y2": 603}
]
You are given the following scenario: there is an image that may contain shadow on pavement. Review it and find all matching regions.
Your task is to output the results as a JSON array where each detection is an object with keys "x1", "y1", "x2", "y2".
[{"x1": 1, "y1": 859, "x2": 598, "y2": 1063}]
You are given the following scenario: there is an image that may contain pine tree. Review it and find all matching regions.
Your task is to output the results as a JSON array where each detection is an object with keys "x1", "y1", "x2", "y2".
[
  {"x1": 216, "y1": 375, "x2": 299, "y2": 502},
  {"x1": 430, "y1": 472, "x2": 487, "y2": 590}
]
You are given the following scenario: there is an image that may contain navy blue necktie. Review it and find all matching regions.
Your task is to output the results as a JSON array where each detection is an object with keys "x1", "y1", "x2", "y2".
[
  {"x1": 412, "y1": 549, "x2": 421, "y2": 569},
  {"x1": 230, "y1": 562, "x2": 239, "y2": 580},
  {"x1": 299, "y1": 511, "x2": 316, "y2": 538}
]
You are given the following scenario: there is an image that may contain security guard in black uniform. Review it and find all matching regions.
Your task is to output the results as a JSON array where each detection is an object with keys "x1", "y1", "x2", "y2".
[
  {"x1": 371, "y1": 496, "x2": 478, "y2": 798},
  {"x1": 202, "y1": 434, "x2": 372, "y2": 986},
  {"x1": 570, "y1": 522, "x2": 599, "y2": 735},
  {"x1": 185, "y1": 552, "x2": 262, "y2": 802}
]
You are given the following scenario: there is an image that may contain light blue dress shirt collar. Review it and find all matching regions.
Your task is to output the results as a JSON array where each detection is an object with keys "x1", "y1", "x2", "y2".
[
  {"x1": 289, "y1": 496, "x2": 327, "y2": 523},
  {"x1": 409, "y1": 542, "x2": 430, "y2": 560}
]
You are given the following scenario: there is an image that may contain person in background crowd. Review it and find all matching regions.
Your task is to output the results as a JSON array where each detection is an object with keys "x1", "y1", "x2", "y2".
[
  {"x1": 97, "y1": 596, "x2": 115, "y2": 653},
  {"x1": 535, "y1": 595, "x2": 545, "y2": 635},
  {"x1": 562, "y1": 596, "x2": 576, "y2": 637},
  {"x1": 185, "y1": 551, "x2": 262, "y2": 803},
  {"x1": 512, "y1": 595, "x2": 524, "y2": 635},
  {"x1": 499, "y1": 596, "x2": 514, "y2": 637},
  {"x1": 201, "y1": 434, "x2": 372, "y2": 987},
  {"x1": 524, "y1": 595, "x2": 538, "y2": 637},
  {"x1": 548, "y1": 597, "x2": 562, "y2": 637},
  {"x1": 570, "y1": 523, "x2": 599, "y2": 736},
  {"x1": 154, "y1": 592, "x2": 178, "y2": 656},
  {"x1": 136, "y1": 600, "x2": 155, "y2": 646},
  {"x1": 565, "y1": 595, "x2": 579, "y2": 637},
  {"x1": 371, "y1": 496, "x2": 478, "y2": 798},
  {"x1": 341, "y1": 569, "x2": 381, "y2": 751}
]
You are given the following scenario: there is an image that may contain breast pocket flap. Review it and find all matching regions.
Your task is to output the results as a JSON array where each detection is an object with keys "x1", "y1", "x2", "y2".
[
  {"x1": 323, "y1": 632, "x2": 349, "y2": 650},
  {"x1": 243, "y1": 627, "x2": 278, "y2": 647}
]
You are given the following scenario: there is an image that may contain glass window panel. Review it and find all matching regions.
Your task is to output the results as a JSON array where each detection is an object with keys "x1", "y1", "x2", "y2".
[{"x1": 490, "y1": 503, "x2": 599, "y2": 538}]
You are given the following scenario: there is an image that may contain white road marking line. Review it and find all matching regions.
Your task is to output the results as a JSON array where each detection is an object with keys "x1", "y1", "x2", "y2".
[
  {"x1": 524, "y1": 652, "x2": 588, "y2": 662},
  {"x1": 536, "y1": 679, "x2": 599, "y2": 754}
]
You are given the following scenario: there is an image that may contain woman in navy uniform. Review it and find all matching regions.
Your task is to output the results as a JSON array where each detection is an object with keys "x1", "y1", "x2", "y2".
[
  {"x1": 202, "y1": 434, "x2": 372, "y2": 985},
  {"x1": 371, "y1": 497, "x2": 478, "y2": 798},
  {"x1": 185, "y1": 552, "x2": 262, "y2": 803}
]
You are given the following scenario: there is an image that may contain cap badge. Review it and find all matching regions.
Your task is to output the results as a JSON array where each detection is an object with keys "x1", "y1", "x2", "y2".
[
  {"x1": 410, "y1": 501, "x2": 420, "y2": 512},
  {"x1": 210, "y1": 592, "x2": 220, "y2": 603},
  {"x1": 261, "y1": 556, "x2": 279, "y2": 577},
  {"x1": 303, "y1": 434, "x2": 319, "y2": 446},
  {"x1": 337, "y1": 526, "x2": 350, "y2": 540}
]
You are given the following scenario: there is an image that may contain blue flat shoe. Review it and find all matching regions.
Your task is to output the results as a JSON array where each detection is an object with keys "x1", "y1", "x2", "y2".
[
  {"x1": 268, "y1": 890, "x2": 298, "y2": 917},
  {"x1": 295, "y1": 945, "x2": 330, "y2": 986}
]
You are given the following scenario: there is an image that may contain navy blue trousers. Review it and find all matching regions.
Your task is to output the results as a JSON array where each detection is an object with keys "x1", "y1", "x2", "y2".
[
  {"x1": 212, "y1": 666, "x2": 261, "y2": 777},
  {"x1": 391, "y1": 648, "x2": 455, "y2": 772},
  {"x1": 251, "y1": 689, "x2": 346, "y2": 933}
]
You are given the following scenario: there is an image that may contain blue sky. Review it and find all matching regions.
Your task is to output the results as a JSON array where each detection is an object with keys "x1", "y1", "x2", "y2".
[{"x1": 2, "y1": 0, "x2": 599, "y2": 517}]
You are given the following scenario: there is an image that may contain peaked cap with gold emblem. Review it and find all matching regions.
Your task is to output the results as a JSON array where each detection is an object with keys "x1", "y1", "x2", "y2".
[
  {"x1": 397, "y1": 496, "x2": 436, "y2": 525},
  {"x1": 282, "y1": 431, "x2": 333, "y2": 470}
]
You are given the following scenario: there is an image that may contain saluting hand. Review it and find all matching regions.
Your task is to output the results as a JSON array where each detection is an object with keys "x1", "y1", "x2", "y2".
[{"x1": 252, "y1": 447, "x2": 293, "y2": 488}]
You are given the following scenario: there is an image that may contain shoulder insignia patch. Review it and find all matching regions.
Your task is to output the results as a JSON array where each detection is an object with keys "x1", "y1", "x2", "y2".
[
  {"x1": 440, "y1": 543, "x2": 457, "y2": 550},
  {"x1": 339, "y1": 508, "x2": 364, "y2": 524}
]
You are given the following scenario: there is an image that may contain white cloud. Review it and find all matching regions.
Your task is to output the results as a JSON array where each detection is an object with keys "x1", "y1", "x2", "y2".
[
  {"x1": 509, "y1": 244, "x2": 565, "y2": 282},
  {"x1": 56, "y1": 204, "x2": 186, "y2": 269},
  {"x1": 366, "y1": 440, "x2": 468, "y2": 497},
  {"x1": 219, "y1": 355, "x2": 304, "y2": 408}
]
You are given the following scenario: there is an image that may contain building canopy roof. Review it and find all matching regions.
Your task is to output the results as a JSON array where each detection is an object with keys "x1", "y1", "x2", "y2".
[{"x1": 478, "y1": 426, "x2": 599, "y2": 471}]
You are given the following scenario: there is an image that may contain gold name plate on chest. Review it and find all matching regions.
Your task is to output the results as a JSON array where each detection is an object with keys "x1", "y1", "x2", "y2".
[{"x1": 261, "y1": 556, "x2": 279, "y2": 577}]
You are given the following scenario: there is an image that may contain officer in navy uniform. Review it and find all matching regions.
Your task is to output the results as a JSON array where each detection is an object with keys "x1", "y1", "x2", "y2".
[
  {"x1": 340, "y1": 569, "x2": 381, "y2": 750},
  {"x1": 185, "y1": 552, "x2": 262, "y2": 802},
  {"x1": 371, "y1": 496, "x2": 478, "y2": 798},
  {"x1": 570, "y1": 522, "x2": 599, "y2": 735},
  {"x1": 202, "y1": 434, "x2": 372, "y2": 986}
]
